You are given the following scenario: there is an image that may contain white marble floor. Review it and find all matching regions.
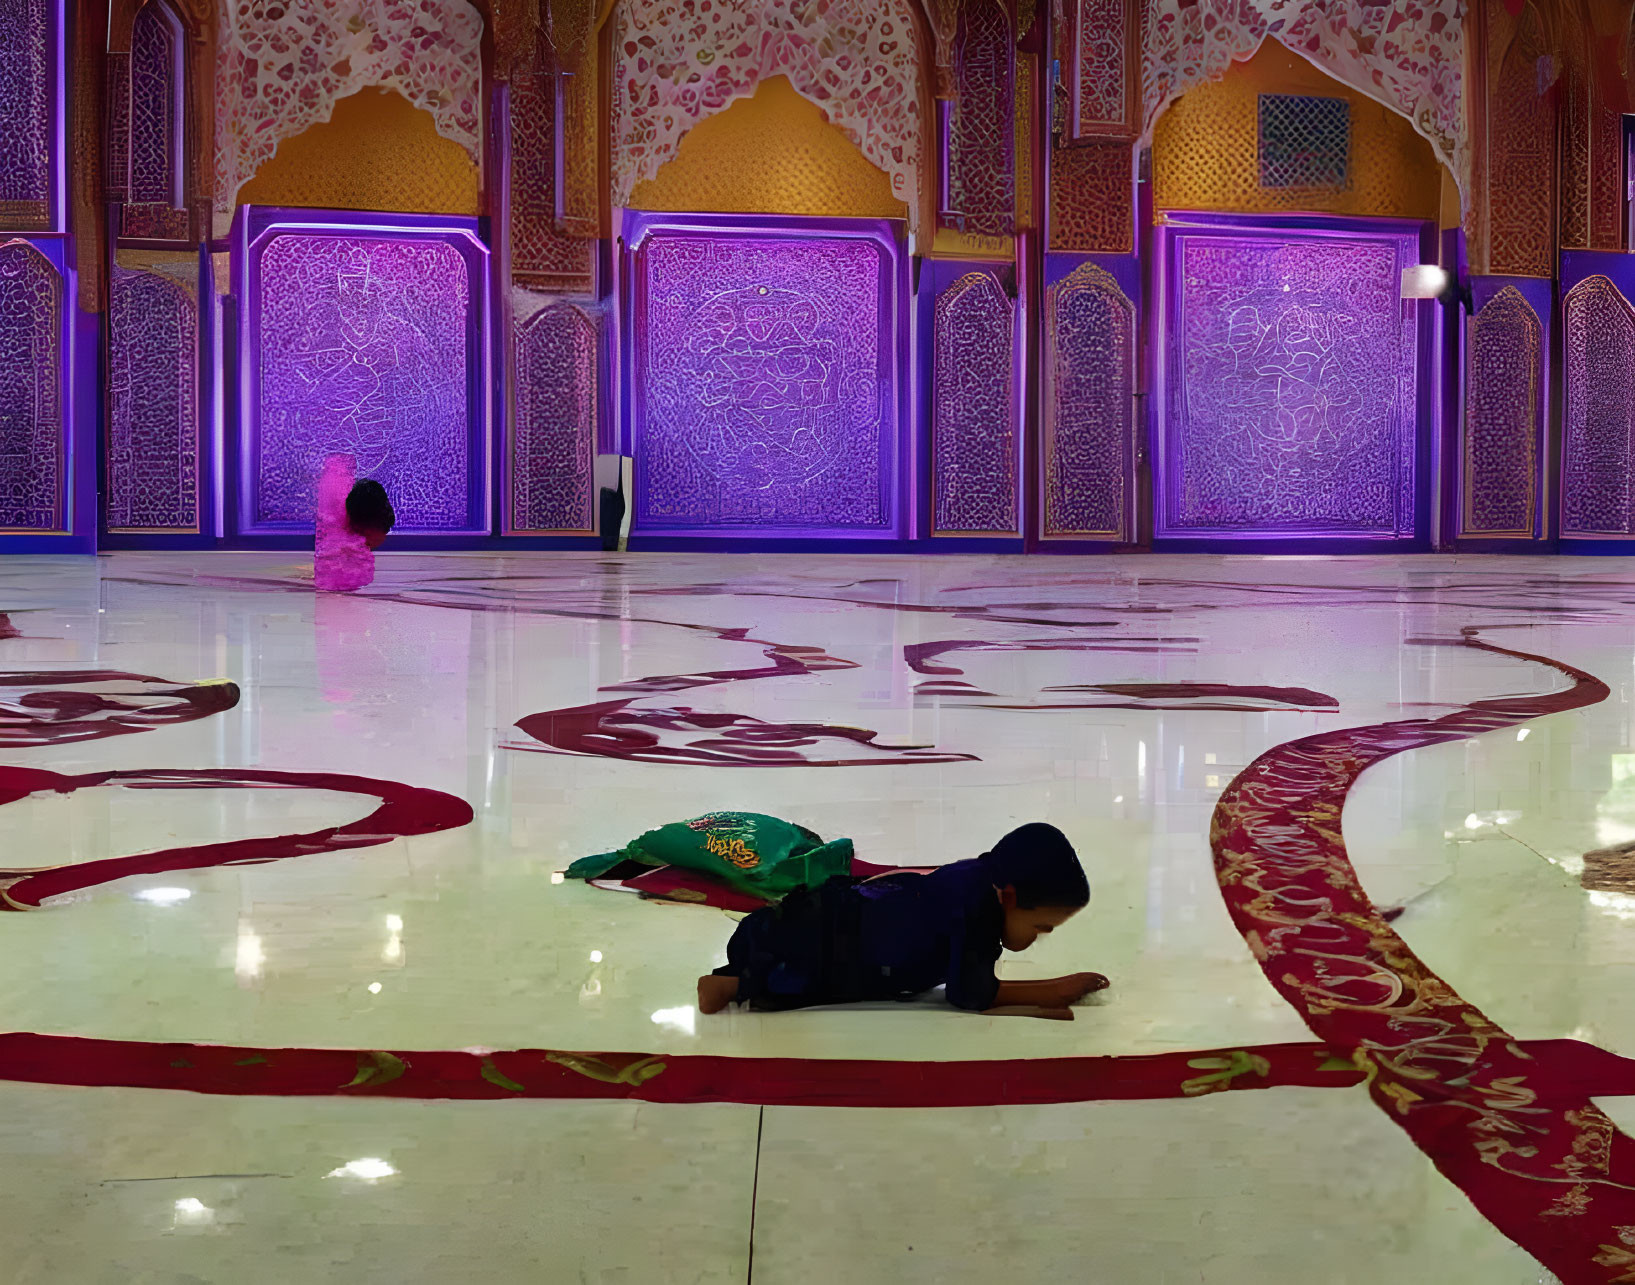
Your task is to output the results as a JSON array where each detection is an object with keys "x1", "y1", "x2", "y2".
[{"x1": 6, "y1": 549, "x2": 1631, "y2": 1283}]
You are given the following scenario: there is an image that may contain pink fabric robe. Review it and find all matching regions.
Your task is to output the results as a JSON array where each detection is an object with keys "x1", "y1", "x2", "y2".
[{"x1": 313, "y1": 454, "x2": 375, "y2": 593}]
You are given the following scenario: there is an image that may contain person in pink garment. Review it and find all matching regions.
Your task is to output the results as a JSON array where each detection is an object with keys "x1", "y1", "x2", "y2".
[{"x1": 313, "y1": 453, "x2": 395, "y2": 592}]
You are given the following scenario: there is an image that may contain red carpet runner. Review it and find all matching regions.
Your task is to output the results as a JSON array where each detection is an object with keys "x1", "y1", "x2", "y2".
[{"x1": 1212, "y1": 630, "x2": 1635, "y2": 1282}]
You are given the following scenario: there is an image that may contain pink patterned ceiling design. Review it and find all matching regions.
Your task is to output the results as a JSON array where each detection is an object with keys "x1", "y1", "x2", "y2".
[
  {"x1": 1142, "y1": 0, "x2": 1467, "y2": 201},
  {"x1": 612, "y1": 0, "x2": 924, "y2": 219},
  {"x1": 213, "y1": 0, "x2": 484, "y2": 227}
]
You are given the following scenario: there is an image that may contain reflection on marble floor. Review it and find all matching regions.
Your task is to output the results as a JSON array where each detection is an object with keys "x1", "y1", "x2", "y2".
[{"x1": 10, "y1": 550, "x2": 1635, "y2": 1282}]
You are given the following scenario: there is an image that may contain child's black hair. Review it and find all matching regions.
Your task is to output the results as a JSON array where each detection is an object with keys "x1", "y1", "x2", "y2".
[
  {"x1": 346, "y1": 478, "x2": 396, "y2": 535},
  {"x1": 977, "y1": 822, "x2": 1090, "y2": 908}
]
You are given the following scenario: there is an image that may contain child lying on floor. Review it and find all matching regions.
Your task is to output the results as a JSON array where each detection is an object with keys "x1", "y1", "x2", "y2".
[
  {"x1": 314, "y1": 454, "x2": 396, "y2": 593},
  {"x1": 698, "y1": 822, "x2": 1108, "y2": 1020}
]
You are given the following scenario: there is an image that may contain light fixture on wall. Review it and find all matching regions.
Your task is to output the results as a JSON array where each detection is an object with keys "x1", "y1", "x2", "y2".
[{"x1": 1400, "y1": 263, "x2": 1472, "y2": 312}]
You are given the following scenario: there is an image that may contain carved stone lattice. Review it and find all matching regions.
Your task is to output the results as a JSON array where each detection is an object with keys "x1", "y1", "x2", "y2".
[
  {"x1": 635, "y1": 232, "x2": 895, "y2": 534},
  {"x1": 933, "y1": 272, "x2": 1016, "y2": 535},
  {"x1": 0, "y1": 241, "x2": 63, "y2": 531},
  {"x1": 0, "y1": 0, "x2": 52, "y2": 225},
  {"x1": 1487, "y1": 6, "x2": 1554, "y2": 276},
  {"x1": 1562, "y1": 276, "x2": 1635, "y2": 537},
  {"x1": 252, "y1": 234, "x2": 474, "y2": 532},
  {"x1": 1045, "y1": 263, "x2": 1133, "y2": 539},
  {"x1": 107, "y1": 266, "x2": 198, "y2": 532},
  {"x1": 946, "y1": 0, "x2": 1014, "y2": 238},
  {"x1": 512, "y1": 301, "x2": 596, "y2": 533},
  {"x1": 1049, "y1": 141, "x2": 1132, "y2": 254},
  {"x1": 1160, "y1": 229, "x2": 1418, "y2": 539},
  {"x1": 1461, "y1": 286, "x2": 1539, "y2": 538},
  {"x1": 1257, "y1": 94, "x2": 1349, "y2": 189},
  {"x1": 129, "y1": 4, "x2": 177, "y2": 206},
  {"x1": 510, "y1": 59, "x2": 595, "y2": 293}
]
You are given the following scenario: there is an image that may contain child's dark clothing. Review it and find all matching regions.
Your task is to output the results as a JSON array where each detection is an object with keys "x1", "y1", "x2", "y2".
[{"x1": 715, "y1": 859, "x2": 1004, "y2": 1011}]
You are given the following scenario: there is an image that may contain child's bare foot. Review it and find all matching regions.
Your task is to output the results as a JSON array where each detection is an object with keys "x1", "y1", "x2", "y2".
[{"x1": 697, "y1": 974, "x2": 739, "y2": 1014}]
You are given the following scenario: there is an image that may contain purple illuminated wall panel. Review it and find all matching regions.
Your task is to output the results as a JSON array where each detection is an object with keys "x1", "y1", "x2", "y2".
[
  {"x1": 1158, "y1": 223, "x2": 1419, "y2": 540},
  {"x1": 107, "y1": 266, "x2": 197, "y2": 531},
  {"x1": 249, "y1": 232, "x2": 477, "y2": 533},
  {"x1": 1460, "y1": 284, "x2": 1540, "y2": 538},
  {"x1": 128, "y1": 4, "x2": 178, "y2": 206},
  {"x1": 511, "y1": 300, "x2": 596, "y2": 532},
  {"x1": 933, "y1": 271, "x2": 1017, "y2": 535},
  {"x1": 0, "y1": 239, "x2": 63, "y2": 530},
  {"x1": 1044, "y1": 262, "x2": 1134, "y2": 539},
  {"x1": 0, "y1": 0, "x2": 52, "y2": 224},
  {"x1": 1562, "y1": 275, "x2": 1635, "y2": 537},
  {"x1": 632, "y1": 224, "x2": 900, "y2": 537}
]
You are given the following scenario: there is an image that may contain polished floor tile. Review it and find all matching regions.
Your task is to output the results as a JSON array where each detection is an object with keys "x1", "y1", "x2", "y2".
[{"x1": 4, "y1": 550, "x2": 1634, "y2": 1281}]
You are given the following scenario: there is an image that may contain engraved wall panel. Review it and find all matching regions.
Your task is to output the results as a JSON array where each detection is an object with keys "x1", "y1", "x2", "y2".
[
  {"x1": 1069, "y1": 0, "x2": 1137, "y2": 139},
  {"x1": 1049, "y1": 141, "x2": 1133, "y2": 254},
  {"x1": 945, "y1": 0, "x2": 1014, "y2": 238},
  {"x1": 128, "y1": 3, "x2": 178, "y2": 206},
  {"x1": 1460, "y1": 285, "x2": 1540, "y2": 538},
  {"x1": 633, "y1": 229, "x2": 899, "y2": 536},
  {"x1": 107, "y1": 264, "x2": 198, "y2": 532},
  {"x1": 249, "y1": 233, "x2": 479, "y2": 533},
  {"x1": 933, "y1": 272, "x2": 1017, "y2": 535},
  {"x1": 1487, "y1": 6, "x2": 1554, "y2": 276},
  {"x1": 511, "y1": 300, "x2": 597, "y2": 533},
  {"x1": 511, "y1": 60, "x2": 596, "y2": 293},
  {"x1": 1562, "y1": 276, "x2": 1635, "y2": 537},
  {"x1": 1159, "y1": 226, "x2": 1420, "y2": 540},
  {"x1": 0, "y1": 0, "x2": 53, "y2": 227},
  {"x1": 0, "y1": 240, "x2": 63, "y2": 530},
  {"x1": 1044, "y1": 263, "x2": 1134, "y2": 539}
]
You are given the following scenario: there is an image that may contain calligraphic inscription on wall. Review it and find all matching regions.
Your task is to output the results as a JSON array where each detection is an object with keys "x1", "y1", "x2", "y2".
[
  {"x1": 1562, "y1": 276, "x2": 1635, "y2": 538},
  {"x1": 0, "y1": 240, "x2": 63, "y2": 531},
  {"x1": 1160, "y1": 225, "x2": 1419, "y2": 539},
  {"x1": 634, "y1": 231, "x2": 897, "y2": 535},
  {"x1": 108, "y1": 267, "x2": 198, "y2": 532},
  {"x1": 0, "y1": 0, "x2": 52, "y2": 225},
  {"x1": 252, "y1": 234, "x2": 474, "y2": 533},
  {"x1": 933, "y1": 272, "x2": 1017, "y2": 535}
]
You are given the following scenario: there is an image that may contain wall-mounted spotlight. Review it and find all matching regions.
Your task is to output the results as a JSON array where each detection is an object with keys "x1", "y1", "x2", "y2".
[{"x1": 1400, "y1": 263, "x2": 1472, "y2": 313}]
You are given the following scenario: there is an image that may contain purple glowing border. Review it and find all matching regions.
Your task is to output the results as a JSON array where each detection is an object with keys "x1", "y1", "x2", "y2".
[
  {"x1": 620, "y1": 211, "x2": 911, "y2": 542},
  {"x1": 232, "y1": 207, "x2": 493, "y2": 539},
  {"x1": 1151, "y1": 211, "x2": 1436, "y2": 545},
  {"x1": 50, "y1": 0, "x2": 64, "y2": 231},
  {"x1": 0, "y1": 0, "x2": 80, "y2": 553},
  {"x1": 920, "y1": 256, "x2": 1024, "y2": 539}
]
